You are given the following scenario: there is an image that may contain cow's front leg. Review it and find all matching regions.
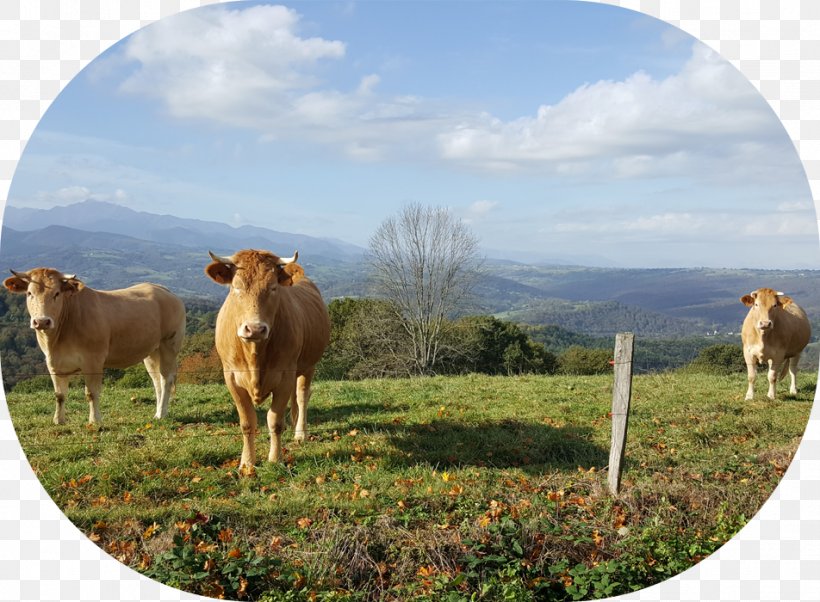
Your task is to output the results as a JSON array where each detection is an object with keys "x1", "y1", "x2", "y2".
[
  {"x1": 50, "y1": 373, "x2": 69, "y2": 425},
  {"x1": 744, "y1": 359, "x2": 756, "y2": 401},
  {"x1": 227, "y1": 380, "x2": 258, "y2": 470},
  {"x1": 84, "y1": 371, "x2": 103, "y2": 424},
  {"x1": 268, "y1": 378, "x2": 293, "y2": 463},
  {"x1": 766, "y1": 359, "x2": 780, "y2": 400}
]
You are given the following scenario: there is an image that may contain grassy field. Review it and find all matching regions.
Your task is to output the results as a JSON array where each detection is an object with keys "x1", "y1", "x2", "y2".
[{"x1": 6, "y1": 371, "x2": 814, "y2": 601}]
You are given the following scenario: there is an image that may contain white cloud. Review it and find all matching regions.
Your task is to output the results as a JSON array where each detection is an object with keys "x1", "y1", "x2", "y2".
[
  {"x1": 777, "y1": 200, "x2": 814, "y2": 213},
  {"x1": 25, "y1": 184, "x2": 131, "y2": 208},
  {"x1": 460, "y1": 200, "x2": 499, "y2": 224},
  {"x1": 111, "y1": 5, "x2": 453, "y2": 161},
  {"x1": 51, "y1": 186, "x2": 92, "y2": 203},
  {"x1": 116, "y1": 5, "x2": 346, "y2": 129},
  {"x1": 108, "y1": 5, "x2": 796, "y2": 184},
  {"x1": 437, "y1": 44, "x2": 786, "y2": 178},
  {"x1": 469, "y1": 200, "x2": 498, "y2": 216},
  {"x1": 551, "y1": 210, "x2": 818, "y2": 240}
]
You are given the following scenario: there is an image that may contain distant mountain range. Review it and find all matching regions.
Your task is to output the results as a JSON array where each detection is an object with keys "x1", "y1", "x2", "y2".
[
  {"x1": 3, "y1": 200, "x2": 364, "y2": 261},
  {"x1": 2, "y1": 201, "x2": 819, "y2": 339}
]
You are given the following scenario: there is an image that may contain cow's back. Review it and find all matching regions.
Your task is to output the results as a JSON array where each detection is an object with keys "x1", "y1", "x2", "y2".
[
  {"x1": 783, "y1": 302, "x2": 811, "y2": 355},
  {"x1": 94, "y1": 283, "x2": 186, "y2": 367},
  {"x1": 293, "y1": 279, "x2": 331, "y2": 367},
  {"x1": 272, "y1": 279, "x2": 330, "y2": 370}
]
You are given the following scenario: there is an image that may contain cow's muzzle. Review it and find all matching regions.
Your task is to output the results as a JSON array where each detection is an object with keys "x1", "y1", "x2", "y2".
[
  {"x1": 238, "y1": 321, "x2": 270, "y2": 341},
  {"x1": 30, "y1": 316, "x2": 54, "y2": 331},
  {"x1": 757, "y1": 320, "x2": 773, "y2": 331}
]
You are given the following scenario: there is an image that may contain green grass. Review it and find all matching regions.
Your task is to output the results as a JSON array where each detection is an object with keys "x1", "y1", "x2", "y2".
[{"x1": 7, "y1": 371, "x2": 814, "y2": 601}]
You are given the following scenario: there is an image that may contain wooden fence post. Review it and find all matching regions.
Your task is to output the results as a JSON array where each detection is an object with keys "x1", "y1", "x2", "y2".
[{"x1": 608, "y1": 332, "x2": 634, "y2": 496}]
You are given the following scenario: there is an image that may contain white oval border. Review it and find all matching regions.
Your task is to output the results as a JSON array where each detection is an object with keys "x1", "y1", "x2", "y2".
[{"x1": 0, "y1": 1, "x2": 818, "y2": 601}]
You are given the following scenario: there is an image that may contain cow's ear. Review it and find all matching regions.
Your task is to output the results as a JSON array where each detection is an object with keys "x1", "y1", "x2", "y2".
[
  {"x1": 3, "y1": 276, "x2": 28, "y2": 293},
  {"x1": 740, "y1": 294, "x2": 755, "y2": 306},
  {"x1": 778, "y1": 295, "x2": 793, "y2": 306},
  {"x1": 205, "y1": 262, "x2": 236, "y2": 285}
]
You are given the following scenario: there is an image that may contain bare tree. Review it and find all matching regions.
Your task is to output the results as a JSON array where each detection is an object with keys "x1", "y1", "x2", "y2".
[{"x1": 368, "y1": 203, "x2": 481, "y2": 375}]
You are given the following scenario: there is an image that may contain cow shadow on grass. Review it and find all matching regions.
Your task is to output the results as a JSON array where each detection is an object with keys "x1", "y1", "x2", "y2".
[
  {"x1": 305, "y1": 415, "x2": 608, "y2": 475},
  {"x1": 309, "y1": 402, "x2": 412, "y2": 425}
]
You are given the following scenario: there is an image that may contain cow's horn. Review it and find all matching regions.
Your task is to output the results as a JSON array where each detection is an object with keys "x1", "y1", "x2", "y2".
[
  {"x1": 278, "y1": 251, "x2": 298, "y2": 266},
  {"x1": 209, "y1": 251, "x2": 236, "y2": 265},
  {"x1": 776, "y1": 291, "x2": 785, "y2": 296},
  {"x1": 9, "y1": 269, "x2": 29, "y2": 281},
  {"x1": 62, "y1": 274, "x2": 76, "y2": 280}
]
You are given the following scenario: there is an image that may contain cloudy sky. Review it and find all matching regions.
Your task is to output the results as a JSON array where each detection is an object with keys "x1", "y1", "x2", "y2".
[{"x1": 5, "y1": 0, "x2": 818, "y2": 268}]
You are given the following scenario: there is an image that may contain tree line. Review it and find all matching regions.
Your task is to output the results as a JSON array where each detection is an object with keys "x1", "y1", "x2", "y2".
[
  {"x1": 2, "y1": 289, "x2": 753, "y2": 394},
  {"x1": 0, "y1": 204, "x2": 758, "y2": 392}
]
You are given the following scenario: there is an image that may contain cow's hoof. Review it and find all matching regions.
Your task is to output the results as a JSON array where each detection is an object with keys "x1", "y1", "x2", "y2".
[
  {"x1": 239, "y1": 464, "x2": 257, "y2": 477},
  {"x1": 293, "y1": 431, "x2": 306, "y2": 443},
  {"x1": 744, "y1": 394, "x2": 753, "y2": 401}
]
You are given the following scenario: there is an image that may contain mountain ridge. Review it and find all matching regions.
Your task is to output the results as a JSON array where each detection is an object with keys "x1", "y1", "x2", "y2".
[
  {"x1": 2, "y1": 202, "x2": 820, "y2": 339},
  {"x1": 3, "y1": 200, "x2": 365, "y2": 260}
]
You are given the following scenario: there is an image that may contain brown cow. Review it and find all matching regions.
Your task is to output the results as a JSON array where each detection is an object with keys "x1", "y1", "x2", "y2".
[
  {"x1": 4, "y1": 268, "x2": 186, "y2": 423},
  {"x1": 205, "y1": 249, "x2": 330, "y2": 469},
  {"x1": 740, "y1": 287, "x2": 811, "y2": 400},
  {"x1": 278, "y1": 262, "x2": 305, "y2": 287}
]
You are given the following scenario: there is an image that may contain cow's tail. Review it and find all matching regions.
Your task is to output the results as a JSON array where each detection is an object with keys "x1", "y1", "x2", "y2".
[{"x1": 778, "y1": 360, "x2": 791, "y2": 380}]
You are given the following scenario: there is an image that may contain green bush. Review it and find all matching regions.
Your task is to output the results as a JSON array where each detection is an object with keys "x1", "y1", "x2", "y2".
[
  {"x1": 558, "y1": 346, "x2": 612, "y2": 375},
  {"x1": 686, "y1": 344, "x2": 746, "y2": 375},
  {"x1": 116, "y1": 365, "x2": 153, "y2": 388},
  {"x1": 12, "y1": 375, "x2": 53, "y2": 393},
  {"x1": 447, "y1": 315, "x2": 557, "y2": 376}
]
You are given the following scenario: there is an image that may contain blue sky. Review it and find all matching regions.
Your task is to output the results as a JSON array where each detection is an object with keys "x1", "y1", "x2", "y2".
[{"x1": 6, "y1": 0, "x2": 817, "y2": 268}]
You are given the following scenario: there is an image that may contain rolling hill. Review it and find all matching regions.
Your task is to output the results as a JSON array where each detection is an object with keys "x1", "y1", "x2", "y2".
[{"x1": 2, "y1": 201, "x2": 819, "y2": 339}]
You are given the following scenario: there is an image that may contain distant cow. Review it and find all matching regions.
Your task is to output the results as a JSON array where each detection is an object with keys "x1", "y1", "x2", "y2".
[
  {"x1": 205, "y1": 249, "x2": 330, "y2": 469},
  {"x1": 4, "y1": 268, "x2": 186, "y2": 423},
  {"x1": 740, "y1": 288, "x2": 811, "y2": 400}
]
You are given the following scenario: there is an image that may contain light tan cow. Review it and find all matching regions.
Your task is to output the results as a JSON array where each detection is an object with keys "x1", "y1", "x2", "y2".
[
  {"x1": 740, "y1": 287, "x2": 811, "y2": 400},
  {"x1": 205, "y1": 249, "x2": 330, "y2": 470},
  {"x1": 4, "y1": 268, "x2": 186, "y2": 423}
]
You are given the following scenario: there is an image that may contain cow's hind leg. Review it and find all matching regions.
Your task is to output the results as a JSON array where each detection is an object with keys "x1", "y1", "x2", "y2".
[
  {"x1": 292, "y1": 369, "x2": 315, "y2": 442},
  {"x1": 144, "y1": 353, "x2": 163, "y2": 417},
  {"x1": 146, "y1": 344, "x2": 178, "y2": 420},
  {"x1": 84, "y1": 371, "x2": 103, "y2": 424},
  {"x1": 787, "y1": 354, "x2": 801, "y2": 396},
  {"x1": 51, "y1": 373, "x2": 69, "y2": 425}
]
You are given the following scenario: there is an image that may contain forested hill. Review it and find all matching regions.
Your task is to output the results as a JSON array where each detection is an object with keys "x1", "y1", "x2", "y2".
[
  {"x1": 2, "y1": 201, "x2": 820, "y2": 339},
  {"x1": 497, "y1": 299, "x2": 704, "y2": 338}
]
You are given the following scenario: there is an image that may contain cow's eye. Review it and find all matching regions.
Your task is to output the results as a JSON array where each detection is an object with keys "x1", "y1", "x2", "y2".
[{"x1": 54, "y1": 291, "x2": 60, "y2": 299}]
